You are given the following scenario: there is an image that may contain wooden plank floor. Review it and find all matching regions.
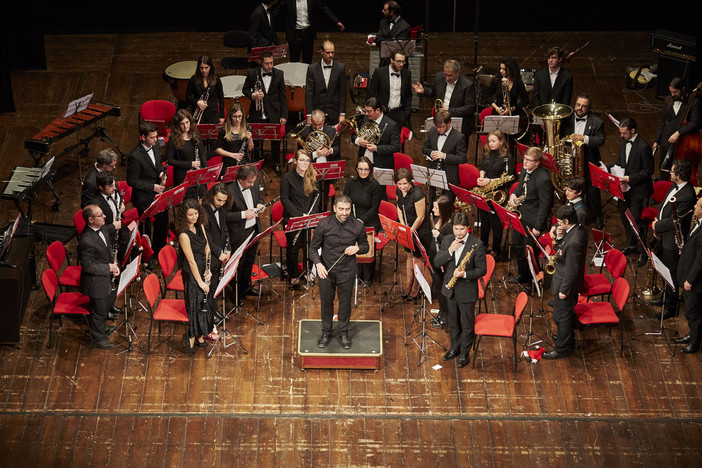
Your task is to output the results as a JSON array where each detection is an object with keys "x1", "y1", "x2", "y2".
[{"x1": 1, "y1": 31, "x2": 702, "y2": 466}]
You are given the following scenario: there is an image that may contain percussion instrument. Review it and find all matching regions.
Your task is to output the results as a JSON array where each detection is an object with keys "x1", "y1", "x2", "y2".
[
  {"x1": 221, "y1": 75, "x2": 251, "y2": 116},
  {"x1": 520, "y1": 68, "x2": 536, "y2": 92},
  {"x1": 163, "y1": 60, "x2": 197, "y2": 103},
  {"x1": 275, "y1": 62, "x2": 308, "y2": 113},
  {"x1": 357, "y1": 228, "x2": 376, "y2": 263}
]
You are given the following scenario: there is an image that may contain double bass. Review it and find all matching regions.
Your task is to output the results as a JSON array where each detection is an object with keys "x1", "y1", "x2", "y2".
[{"x1": 663, "y1": 82, "x2": 702, "y2": 184}]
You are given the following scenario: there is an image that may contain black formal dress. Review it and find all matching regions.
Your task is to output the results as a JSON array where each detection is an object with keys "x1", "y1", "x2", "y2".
[
  {"x1": 215, "y1": 125, "x2": 253, "y2": 173},
  {"x1": 422, "y1": 126, "x2": 467, "y2": 203},
  {"x1": 418, "y1": 73, "x2": 476, "y2": 136},
  {"x1": 367, "y1": 65, "x2": 413, "y2": 130},
  {"x1": 434, "y1": 234, "x2": 487, "y2": 356},
  {"x1": 531, "y1": 67, "x2": 573, "y2": 107},
  {"x1": 305, "y1": 60, "x2": 346, "y2": 125},
  {"x1": 354, "y1": 113, "x2": 401, "y2": 169},
  {"x1": 179, "y1": 225, "x2": 213, "y2": 338},
  {"x1": 166, "y1": 136, "x2": 208, "y2": 199},
  {"x1": 344, "y1": 175, "x2": 383, "y2": 283},
  {"x1": 281, "y1": 171, "x2": 321, "y2": 279},
  {"x1": 79, "y1": 224, "x2": 116, "y2": 344},
  {"x1": 488, "y1": 78, "x2": 529, "y2": 115},
  {"x1": 479, "y1": 150, "x2": 514, "y2": 255},
  {"x1": 185, "y1": 77, "x2": 225, "y2": 125},
  {"x1": 429, "y1": 220, "x2": 453, "y2": 322},
  {"x1": 248, "y1": 3, "x2": 280, "y2": 51},
  {"x1": 678, "y1": 221, "x2": 702, "y2": 349},
  {"x1": 396, "y1": 185, "x2": 432, "y2": 257}
]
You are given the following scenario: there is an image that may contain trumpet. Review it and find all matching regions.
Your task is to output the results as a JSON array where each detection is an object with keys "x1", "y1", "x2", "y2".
[
  {"x1": 253, "y1": 76, "x2": 264, "y2": 115},
  {"x1": 193, "y1": 86, "x2": 210, "y2": 124}
]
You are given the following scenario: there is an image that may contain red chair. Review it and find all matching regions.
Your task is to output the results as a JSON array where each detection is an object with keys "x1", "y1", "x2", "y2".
[
  {"x1": 458, "y1": 163, "x2": 479, "y2": 189},
  {"x1": 140, "y1": 100, "x2": 176, "y2": 139},
  {"x1": 46, "y1": 241, "x2": 82, "y2": 289},
  {"x1": 478, "y1": 107, "x2": 493, "y2": 147},
  {"x1": 575, "y1": 277, "x2": 630, "y2": 358},
  {"x1": 477, "y1": 253, "x2": 496, "y2": 314},
  {"x1": 41, "y1": 269, "x2": 91, "y2": 348},
  {"x1": 158, "y1": 245, "x2": 184, "y2": 297},
  {"x1": 385, "y1": 184, "x2": 397, "y2": 201},
  {"x1": 641, "y1": 180, "x2": 675, "y2": 225},
  {"x1": 473, "y1": 291, "x2": 529, "y2": 372},
  {"x1": 165, "y1": 164, "x2": 174, "y2": 188},
  {"x1": 207, "y1": 155, "x2": 223, "y2": 167},
  {"x1": 394, "y1": 152, "x2": 414, "y2": 171},
  {"x1": 410, "y1": 25, "x2": 423, "y2": 39},
  {"x1": 117, "y1": 180, "x2": 132, "y2": 204},
  {"x1": 123, "y1": 207, "x2": 139, "y2": 226},
  {"x1": 73, "y1": 210, "x2": 86, "y2": 236},
  {"x1": 143, "y1": 273, "x2": 188, "y2": 354},
  {"x1": 270, "y1": 201, "x2": 288, "y2": 276},
  {"x1": 377, "y1": 200, "x2": 398, "y2": 279},
  {"x1": 581, "y1": 248, "x2": 627, "y2": 301}
]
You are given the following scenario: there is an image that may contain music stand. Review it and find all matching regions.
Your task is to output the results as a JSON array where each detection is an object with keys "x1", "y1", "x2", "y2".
[
  {"x1": 373, "y1": 168, "x2": 395, "y2": 186},
  {"x1": 379, "y1": 214, "x2": 414, "y2": 312},
  {"x1": 197, "y1": 123, "x2": 224, "y2": 152},
  {"x1": 404, "y1": 230, "x2": 436, "y2": 331},
  {"x1": 521, "y1": 237, "x2": 553, "y2": 350},
  {"x1": 380, "y1": 40, "x2": 416, "y2": 59},
  {"x1": 411, "y1": 163, "x2": 448, "y2": 197},
  {"x1": 220, "y1": 160, "x2": 265, "y2": 183},
  {"x1": 246, "y1": 221, "x2": 281, "y2": 313},
  {"x1": 110, "y1": 254, "x2": 143, "y2": 355},
  {"x1": 250, "y1": 122, "x2": 284, "y2": 187},
  {"x1": 589, "y1": 162, "x2": 623, "y2": 265},
  {"x1": 423, "y1": 117, "x2": 463, "y2": 134},
  {"x1": 492, "y1": 201, "x2": 529, "y2": 294},
  {"x1": 407, "y1": 258, "x2": 446, "y2": 366},
  {"x1": 182, "y1": 163, "x2": 223, "y2": 198},
  {"x1": 451, "y1": 183, "x2": 492, "y2": 234},
  {"x1": 285, "y1": 211, "x2": 330, "y2": 299},
  {"x1": 483, "y1": 115, "x2": 520, "y2": 135},
  {"x1": 313, "y1": 160, "x2": 345, "y2": 208},
  {"x1": 623, "y1": 207, "x2": 650, "y2": 308},
  {"x1": 248, "y1": 44, "x2": 288, "y2": 64}
]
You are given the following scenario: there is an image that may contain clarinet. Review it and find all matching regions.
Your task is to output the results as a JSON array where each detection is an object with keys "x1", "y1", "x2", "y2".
[
  {"x1": 671, "y1": 197, "x2": 684, "y2": 254},
  {"x1": 194, "y1": 137, "x2": 205, "y2": 169},
  {"x1": 220, "y1": 228, "x2": 230, "y2": 277},
  {"x1": 292, "y1": 192, "x2": 321, "y2": 246},
  {"x1": 110, "y1": 190, "x2": 124, "y2": 291},
  {"x1": 160, "y1": 161, "x2": 168, "y2": 186},
  {"x1": 430, "y1": 213, "x2": 441, "y2": 253},
  {"x1": 200, "y1": 247, "x2": 211, "y2": 314}
]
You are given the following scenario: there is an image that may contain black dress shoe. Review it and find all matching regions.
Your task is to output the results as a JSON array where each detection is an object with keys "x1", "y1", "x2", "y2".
[
  {"x1": 196, "y1": 340, "x2": 208, "y2": 348},
  {"x1": 273, "y1": 163, "x2": 282, "y2": 176},
  {"x1": 675, "y1": 334, "x2": 691, "y2": 344},
  {"x1": 107, "y1": 312, "x2": 119, "y2": 321},
  {"x1": 648, "y1": 297, "x2": 663, "y2": 306},
  {"x1": 340, "y1": 334, "x2": 352, "y2": 349},
  {"x1": 457, "y1": 354, "x2": 470, "y2": 368},
  {"x1": 430, "y1": 317, "x2": 445, "y2": 329},
  {"x1": 637, "y1": 254, "x2": 648, "y2": 268},
  {"x1": 595, "y1": 216, "x2": 604, "y2": 230},
  {"x1": 542, "y1": 349, "x2": 570, "y2": 359},
  {"x1": 94, "y1": 340, "x2": 114, "y2": 350},
  {"x1": 443, "y1": 348, "x2": 459, "y2": 361},
  {"x1": 317, "y1": 334, "x2": 332, "y2": 348},
  {"x1": 245, "y1": 287, "x2": 261, "y2": 296},
  {"x1": 681, "y1": 343, "x2": 701, "y2": 354},
  {"x1": 621, "y1": 245, "x2": 637, "y2": 255},
  {"x1": 655, "y1": 309, "x2": 677, "y2": 320}
]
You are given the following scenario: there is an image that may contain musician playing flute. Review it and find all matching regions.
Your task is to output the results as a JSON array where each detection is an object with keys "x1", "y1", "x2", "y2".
[
  {"x1": 434, "y1": 211, "x2": 486, "y2": 368},
  {"x1": 310, "y1": 195, "x2": 369, "y2": 349}
]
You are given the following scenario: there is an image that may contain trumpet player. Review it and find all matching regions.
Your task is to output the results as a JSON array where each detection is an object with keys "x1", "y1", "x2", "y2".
[
  {"x1": 508, "y1": 147, "x2": 553, "y2": 285},
  {"x1": 354, "y1": 97, "x2": 401, "y2": 169},
  {"x1": 543, "y1": 205, "x2": 587, "y2": 360},
  {"x1": 422, "y1": 109, "x2": 467, "y2": 203},
  {"x1": 651, "y1": 160, "x2": 696, "y2": 320}
]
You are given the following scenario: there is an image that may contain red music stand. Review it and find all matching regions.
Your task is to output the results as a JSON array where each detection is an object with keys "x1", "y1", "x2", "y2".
[
  {"x1": 538, "y1": 151, "x2": 558, "y2": 172},
  {"x1": 285, "y1": 211, "x2": 330, "y2": 298},
  {"x1": 312, "y1": 160, "x2": 345, "y2": 181},
  {"x1": 220, "y1": 160, "x2": 265, "y2": 183},
  {"x1": 379, "y1": 214, "x2": 414, "y2": 309},
  {"x1": 451, "y1": 183, "x2": 492, "y2": 213},
  {"x1": 493, "y1": 201, "x2": 530, "y2": 292},
  {"x1": 137, "y1": 182, "x2": 187, "y2": 224},
  {"x1": 412, "y1": 229, "x2": 434, "y2": 275},
  {"x1": 249, "y1": 44, "x2": 289, "y2": 63},
  {"x1": 589, "y1": 162, "x2": 624, "y2": 263},
  {"x1": 182, "y1": 163, "x2": 223, "y2": 188},
  {"x1": 122, "y1": 221, "x2": 139, "y2": 267}
]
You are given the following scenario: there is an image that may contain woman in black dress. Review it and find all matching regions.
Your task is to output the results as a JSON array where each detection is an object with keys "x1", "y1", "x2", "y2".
[
  {"x1": 395, "y1": 167, "x2": 432, "y2": 300},
  {"x1": 344, "y1": 156, "x2": 383, "y2": 285},
  {"x1": 185, "y1": 55, "x2": 225, "y2": 125},
  {"x1": 477, "y1": 130, "x2": 514, "y2": 258},
  {"x1": 489, "y1": 58, "x2": 529, "y2": 116},
  {"x1": 167, "y1": 109, "x2": 207, "y2": 198},
  {"x1": 214, "y1": 103, "x2": 254, "y2": 173},
  {"x1": 176, "y1": 199, "x2": 213, "y2": 354},
  {"x1": 281, "y1": 150, "x2": 321, "y2": 289},
  {"x1": 429, "y1": 194, "x2": 453, "y2": 328}
]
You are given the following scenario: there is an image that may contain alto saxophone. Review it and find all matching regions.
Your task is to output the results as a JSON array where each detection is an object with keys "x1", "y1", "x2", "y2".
[
  {"x1": 446, "y1": 242, "x2": 477, "y2": 290},
  {"x1": 507, "y1": 178, "x2": 527, "y2": 218},
  {"x1": 469, "y1": 171, "x2": 514, "y2": 205},
  {"x1": 501, "y1": 78, "x2": 511, "y2": 116}
]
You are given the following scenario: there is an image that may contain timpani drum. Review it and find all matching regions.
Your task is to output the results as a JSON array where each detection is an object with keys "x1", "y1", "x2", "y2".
[
  {"x1": 275, "y1": 62, "x2": 309, "y2": 112},
  {"x1": 163, "y1": 60, "x2": 197, "y2": 103},
  {"x1": 221, "y1": 75, "x2": 251, "y2": 117}
]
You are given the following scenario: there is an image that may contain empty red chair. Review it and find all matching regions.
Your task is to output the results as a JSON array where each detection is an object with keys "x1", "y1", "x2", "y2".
[
  {"x1": 46, "y1": 241, "x2": 82, "y2": 289},
  {"x1": 158, "y1": 245, "x2": 184, "y2": 297},
  {"x1": 641, "y1": 180, "x2": 675, "y2": 225},
  {"x1": 477, "y1": 253, "x2": 496, "y2": 314},
  {"x1": 41, "y1": 269, "x2": 91, "y2": 348},
  {"x1": 581, "y1": 248, "x2": 627, "y2": 301},
  {"x1": 575, "y1": 277, "x2": 630, "y2": 358},
  {"x1": 478, "y1": 107, "x2": 493, "y2": 147},
  {"x1": 473, "y1": 291, "x2": 529, "y2": 372},
  {"x1": 143, "y1": 273, "x2": 188, "y2": 353},
  {"x1": 393, "y1": 152, "x2": 414, "y2": 171},
  {"x1": 140, "y1": 100, "x2": 176, "y2": 134},
  {"x1": 269, "y1": 201, "x2": 288, "y2": 274},
  {"x1": 458, "y1": 163, "x2": 479, "y2": 189}
]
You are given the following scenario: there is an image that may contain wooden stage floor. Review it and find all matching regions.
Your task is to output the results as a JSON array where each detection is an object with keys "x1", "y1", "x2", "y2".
[{"x1": 0, "y1": 30, "x2": 701, "y2": 466}]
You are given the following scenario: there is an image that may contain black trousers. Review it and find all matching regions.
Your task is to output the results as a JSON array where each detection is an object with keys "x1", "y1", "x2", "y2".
[
  {"x1": 88, "y1": 293, "x2": 115, "y2": 343},
  {"x1": 447, "y1": 298, "x2": 476, "y2": 355},
  {"x1": 480, "y1": 210, "x2": 504, "y2": 255},
  {"x1": 683, "y1": 290, "x2": 702, "y2": 346},
  {"x1": 319, "y1": 275, "x2": 354, "y2": 335},
  {"x1": 659, "y1": 246, "x2": 680, "y2": 314},
  {"x1": 138, "y1": 207, "x2": 168, "y2": 254},
  {"x1": 289, "y1": 28, "x2": 314, "y2": 64},
  {"x1": 584, "y1": 163, "x2": 602, "y2": 219},
  {"x1": 431, "y1": 268, "x2": 448, "y2": 319},
  {"x1": 619, "y1": 195, "x2": 645, "y2": 253},
  {"x1": 385, "y1": 107, "x2": 411, "y2": 132},
  {"x1": 237, "y1": 234, "x2": 259, "y2": 293},
  {"x1": 552, "y1": 294, "x2": 577, "y2": 353},
  {"x1": 285, "y1": 229, "x2": 311, "y2": 279}
]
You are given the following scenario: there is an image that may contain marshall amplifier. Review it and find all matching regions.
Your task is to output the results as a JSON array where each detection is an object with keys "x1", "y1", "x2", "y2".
[{"x1": 650, "y1": 29, "x2": 696, "y2": 62}]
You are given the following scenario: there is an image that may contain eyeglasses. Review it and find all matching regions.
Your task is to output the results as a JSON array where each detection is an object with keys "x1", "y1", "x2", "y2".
[
  {"x1": 231, "y1": 115, "x2": 243, "y2": 119},
  {"x1": 93, "y1": 213, "x2": 106, "y2": 218},
  {"x1": 298, "y1": 159, "x2": 311, "y2": 163},
  {"x1": 357, "y1": 167, "x2": 370, "y2": 172}
]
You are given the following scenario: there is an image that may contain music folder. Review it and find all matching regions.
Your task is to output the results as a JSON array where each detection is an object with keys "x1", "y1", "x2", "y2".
[
  {"x1": 492, "y1": 201, "x2": 527, "y2": 236},
  {"x1": 450, "y1": 183, "x2": 492, "y2": 213}
]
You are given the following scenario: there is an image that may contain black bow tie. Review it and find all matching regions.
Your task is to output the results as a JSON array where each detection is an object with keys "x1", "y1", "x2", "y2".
[
  {"x1": 576, "y1": 117, "x2": 586, "y2": 122},
  {"x1": 391, "y1": 73, "x2": 400, "y2": 77},
  {"x1": 456, "y1": 239, "x2": 464, "y2": 245},
  {"x1": 323, "y1": 65, "x2": 332, "y2": 69},
  {"x1": 389, "y1": 20, "x2": 395, "y2": 24},
  {"x1": 262, "y1": 72, "x2": 272, "y2": 77},
  {"x1": 626, "y1": 140, "x2": 633, "y2": 145}
]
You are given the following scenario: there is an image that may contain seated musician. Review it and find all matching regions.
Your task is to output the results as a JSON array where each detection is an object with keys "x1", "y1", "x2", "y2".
[
  {"x1": 214, "y1": 103, "x2": 254, "y2": 174},
  {"x1": 82, "y1": 149, "x2": 117, "y2": 208},
  {"x1": 185, "y1": 55, "x2": 225, "y2": 125},
  {"x1": 298, "y1": 109, "x2": 341, "y2": 210}
]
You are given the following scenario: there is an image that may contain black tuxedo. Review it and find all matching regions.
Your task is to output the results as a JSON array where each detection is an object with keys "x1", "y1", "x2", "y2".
[
  {"x1": 419, "y1": 72, "x2": 475, "y2": 135},
  {"x1": 79, "y1": 224, "x2": 116, "y2": 344},
  {"x1": 678, "y1": 221, "x2": 702, "y2": 347},
  {"x1": 551, "y1": 224, "x2": 588, "y2": 353},
  {"x1": 376, "y1": 16, "x2": 411, "y2": 45},
  {"x1": 278, "y1": 0, "x2": 341, "y2": 63},
  {"x1": 243, "y1": 67, "x2": 288, "y2": 123},
  {"x1": 655, "y1": 94, "x2": 702, "y2": 169},
  {"x1": 367, "y1": 65, "x2": 413, "y2": 129},
  {"x1": 203, "y1": 204, "x2": 231, "y2": 275},
  {"x1": 248, "y1": 3, "x2": 280, "y2": 51},
  {"x1": 532, "y1": 67, "x2": 573, "y2": 107},
  {"x1": 81, "y1": 165, "x2": 113, "y2": 208},
  {"x1": 434, "y1": 234, "x2": 487, "y2": 355},
  {"x1": 422, "y1": 127, "x2": 466, "y2": 202},
  {"x1": 226, "y1": 180, "x2": 263, "y2": 292},
  {"x1": 355, "y1": 113, "x2": 401, "y2": 169},
  {"x1": 305, "y1": 60, "x2": 346, "y2": 124}
]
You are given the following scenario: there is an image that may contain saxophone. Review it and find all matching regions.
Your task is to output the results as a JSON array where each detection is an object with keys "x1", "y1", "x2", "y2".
[
  {"x1": 446, "y1": 242, "x2": 477, "y2": 290},
  {"x1": 501, "y1": 78, "x2": 511, "y2": 115},
  {"x1": 506, "y1": 176, "x2": 527, "y2": 218},
  {"x1": 469, "y1": 171, "x2": 514, "y2": 205}
]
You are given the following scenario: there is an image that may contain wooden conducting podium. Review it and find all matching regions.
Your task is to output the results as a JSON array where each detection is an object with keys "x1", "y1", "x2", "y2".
[{"x1": 297, "y1": 319, "x2": 383, "y2": 370}]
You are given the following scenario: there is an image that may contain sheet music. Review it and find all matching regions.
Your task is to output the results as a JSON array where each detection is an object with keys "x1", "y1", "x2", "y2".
[
  {"x1": 373, "y1": 168, "x2": 395, "y2": 186},
  {"x1": 64, "y1": 93, "x2": 93, "y2": 118},
  {"x1": 413, "y1": 258, "x2": 432, "y2": 304},
  {"x1": 117, "y1": 255, "x2": 141, "y2": 297},
  {"x1": 610, "y1": 165, "x2": 629, "y2": 192},
  {"x1": 651, "y1": 252, "x2": 675, "y2": 289}
]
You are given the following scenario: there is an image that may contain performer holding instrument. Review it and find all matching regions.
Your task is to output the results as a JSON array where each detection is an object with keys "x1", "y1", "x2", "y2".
[
  {"x1": 214, "y1": 103, "x2": 253, "y2": 173},
  {"x1": 429, "y1": 195, "x2": 454, "y2": 329},
  {"x1": 352, "y1": 97, "x2": 400, "y2": 169},
  {"x1": 167, "y1": 109, "x2": 207, "y2": 198},
  {"x1": 82, "y1": 149, "x2": 118, "y2": 208},
  {"x1": 676, "y1": 196, "x2": 702, "y2": 354},
  {"x1": 488, "y1": 58, "x2": 529, "y2": 117},
  {"x1": 186, "y1": 55, "x2": 225, "y2": 125},
  {"x1": 422, "y1": 109, "x2": 467, "y2": 203},
  {"x1": 434, "y1": 211, "x2": 487, "y2": 368}
]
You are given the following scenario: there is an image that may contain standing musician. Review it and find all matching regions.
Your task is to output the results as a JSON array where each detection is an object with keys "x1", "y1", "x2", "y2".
[
  {"x1": 651, "y1": 159, "x2": 696, "y2": 320},
  {"x1": 428, "y1": 194, "x2": 454, "y2": 329},
  {"x1": 82, "y1": 149, "x2": 118, "y2": 208},
  {"x1": 88, "y1": 172, "x2": 128, "y2": 278},
  {"x1": 214, "y1": 103, "x2": 254, "y2": 174},
  {"x1": 126, "y1": 122, "x2": 168, "y2": 257},
  {"x1": 422, "y1": 109, "x2": 466, "y2": 204},
  {"x1": 298, "y1": 109, "x2": 340, "y2": 211},
  {"x1": 343, "y1": 157, "x2": 383, "y2": 286},
  {"x1": 226, "y1": 165, "x2": 266, "y2": 301},
  {"x1": 412, "y1": 59, "x2": 476, "y2": 137},
  {"x1": 477, "y1": 130, "x2": 515, "y2": 259},
  {"x1": 305, "y1": 40, "x2": 346, "y2": 126},
  {"x1": 676, "y1": 196, "x2": 702, "y2": 354},
  {"x1": 281, "y1": 150, "x2": 321, "y2": 289},
  {"x1": 248, "y1": 0, "x2": 280, "y2": 52},
  {"x1": 243, "y1": 51, "x2": 287, "y2": 176},
  {"x1": 488, "y1": 58, "x2": 529, "y2": 117},
  {"x1": 532, "y1": 47, "x2": 573, "y2": 107},
  {"x1": 354, "y1": 97, "x2": 401, "y2": 169},
  {"x1": 653, "y1": 78, "x2": 702, "y2": 179},
  {"x1": 310, "y1": 195, "x2": 369, "y2": 350},
  {"x1": 560, "y1": 94, "x2": 606, "y2": 228},
  {"x1": 79, "y1": 205, "x2": 120, "y2": 350},
  {"x1": 434, "y1": 211, "x2": 487, "y2": 368},
  {"x1": 185, "y1": 56, "x2": 225, "y2": 125},
  {"x1": 375, "y1": 1, "x2": 411, "y2": 49},
  {"x1": 543, "y1": 205, "x2": 588, "y2": 359},
  {"x1": 201, "y1": 183, "x2": 233, "y2": 307},
  {"x1": 507, "y1": 147, "x2": 554, "y2": 285},
  {"x1": 166, "y1": 109, "x2": 208, "y2": 199},
  {"x1": 611, "y1": 117, "x2": 653, "y2": 268},
  {"x1": 367, "y1": 49, "x2": 413, "y2": 131},
  {"x1": 277, "y1": 0, "x2": 345, "y2": 64}
]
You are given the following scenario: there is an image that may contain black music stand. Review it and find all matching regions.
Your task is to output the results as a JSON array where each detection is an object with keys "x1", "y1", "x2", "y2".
[
  {"x1": 197, "y1": 123, "x2": 224, "y2": 152},
  {"x1": 622, "y1": 207, "x2": 651, "y2": 309},
  {"x1": 379, "y1": 215, "x2": 414, "y2": 312},
  {"x1": 244, "y1": 222, "x2": 280, "y2": 314},
  {"x1": 285, "y1": 212, "x2": 330, "y2": 299},
  {"x1": 109, "y1": 255, "x2": 144, "y2": 355},
  {"x1": 406, "y1": 257, "x2": 446, "y2": 367},
  {"x1": 492, "y1": 201, "x2": 529, "y2": 294},
  {"x1": 411, "y1": 163, "x2": 448, "y2": 200},
  {"x1": 521, "y1": 237, "x2": 553, "y2": 350}
]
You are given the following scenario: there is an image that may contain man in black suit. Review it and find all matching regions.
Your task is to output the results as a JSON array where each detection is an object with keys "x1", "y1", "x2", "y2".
[
  {"x1": 202, "y1": 183, "x2": 233, "y2": 305},
  {"x1": 81, "y1": 149, "x2": 117, "y2": 208},
  {"x1": 304, "y1": 40, "x2": 346, "y2": 126},
  {"x1": 126, "y1": 122, "x2": 168, "y2": 258},
  {"x1": 507, "y1": 147, "x2": 554, "y2": 284},
  {"x1": 543, "y1": 205, "x2": 588, "y2": 359},
  {"x1": 532, "y1": 47, "x2": 573, "y2": 107},
  {"x1": 434, "y1": 211, "x2": 487, "y2": 368},
  {"x1": 354, "y1": 97, "x2": 401, "y2": 169},
  {"x1": 226, "y1": 165, "x2": 265, "y2": 299},
  {"x1": 611, "y1": 117, "x2": 654, "y2": 267},
  {"x1": 653, "y1": 77, "x2": 702, "y2": 179},
  {"x1": 422, "y1": 109, "x2": 467, "y2": 203},
  {"x1": 79, "y1": 205, "x2": 120, "y2": 349},
  {"x1": 243, "y1": 51, "x2": 288, "y2": 175},
  {"x1": 249, "y1": 0, "x2": 280, "y2": 51},
  {"x1": 367, "y1": 48, "x2": 413, "y2": 130},
  {"x1": 560, "y1": 94, "x2": 606, "y2": 228},
  {"x1": 88, "y1": 172, "x2": 127, "y2": 269},
  {"x1": 376, "y1": 1, "x2": 411, "y2": 47},
  {"x1": 676, "y1": 197, "x2": 702, "y2": 354},
  {"x1": 651, "y1": 160, "x2": 697, "y2": 320},
  {"x1": 277, "y1": 0, "x2": 344, "y2": 64},
  {"x1": 412, "y1": 59, "x2": 475, "y2": 137}
]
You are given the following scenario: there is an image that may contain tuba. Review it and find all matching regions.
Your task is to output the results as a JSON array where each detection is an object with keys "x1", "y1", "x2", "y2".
[{"x1": 532, "y1": 103, "x2": 583, "y2": 194}]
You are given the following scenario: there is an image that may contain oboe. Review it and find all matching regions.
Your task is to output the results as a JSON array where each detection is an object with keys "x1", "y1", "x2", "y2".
[{"x1": 292, "y1": 192, "x2": 321, "y2": 246}]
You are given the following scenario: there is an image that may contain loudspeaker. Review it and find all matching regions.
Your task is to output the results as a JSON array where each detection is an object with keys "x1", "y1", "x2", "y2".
[{"x1": 656, "y1": 55, "x2": 693, "y2": 99}]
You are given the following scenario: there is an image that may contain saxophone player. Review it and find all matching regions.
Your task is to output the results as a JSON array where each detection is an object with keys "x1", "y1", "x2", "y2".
[
  {"x1": 434, "y1": 211, "x2": 487, "y2": 368},
  {"x1": 422, "y1": 109, "x2": 467, "y2": 204}
]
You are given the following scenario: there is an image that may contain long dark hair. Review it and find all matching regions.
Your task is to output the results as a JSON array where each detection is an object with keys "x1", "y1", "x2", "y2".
[
  {"x1": 175, "y1": 199, "x2": 206, "y2": 234},
  {"x1": 194, "y1": 55, "x2": 216, "y2": 88},
  {"x1": 354, "y1": 156, "x2": 374, "y2": 181},
  {"x1": 434, "y1": 194, "x2": 453, "y2": 228},
  {"x1": 497, "y1": 57, "x2": 522, "y2": 85},
  {"x1": 170, "y1": 109, "x2": 199, "y2": 149}
]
